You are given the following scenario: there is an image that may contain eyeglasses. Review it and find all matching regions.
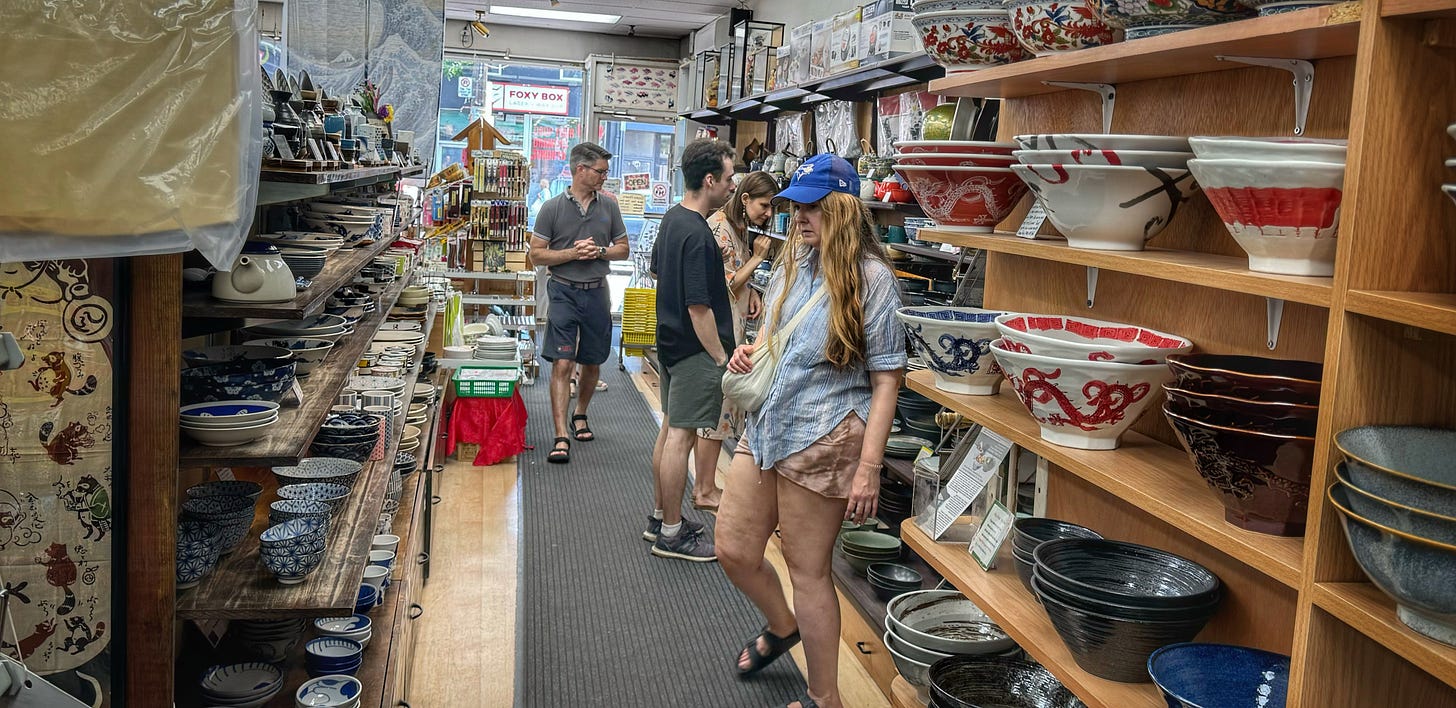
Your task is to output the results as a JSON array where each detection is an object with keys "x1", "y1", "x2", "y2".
[{"x1": 579, "y1": 165, "x2": 609, "y2": 176}]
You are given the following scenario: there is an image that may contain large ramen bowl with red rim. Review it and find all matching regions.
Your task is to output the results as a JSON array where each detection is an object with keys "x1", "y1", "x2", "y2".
[
  {"x1": 893, "y1": 140, "x2": 1018, "y2": 155},
  {"x1": 1186, "y1": 158, "x2": 1346, "y2": 276},
  {"x1": 894, "y1": 152, "x2": 1018, "y2": 168},
  {"x1": 989, "y1": 339, "x2": 1173, "y2": 450},
  {"x1": 893, "y1": 165, "x2": 1029, "y2": 233},
  {"x1": 995, "y1": 313, "x2": 1193, "y2": 365},
  {"x1": 1011, "y1": 163, "x2": 1200, "y2": 251}
]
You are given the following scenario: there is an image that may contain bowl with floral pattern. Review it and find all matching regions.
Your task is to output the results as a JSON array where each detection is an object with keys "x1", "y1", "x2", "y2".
[
  {"x1": 1008, "y1": 0, "x2": 1117, "y2": 56},
  {"x1": 990, "y1": 339, "x2": 1172, "y2": 449},
  {"x1": 897, "y1": 307, "x2": 1011, "y2": 395},
  {"x1": 912, "y1": 10, "x2": 1029, "y2": 73},
  {"x1": 1097, "y1": 0, "x2": 1254, "y2": 39}
]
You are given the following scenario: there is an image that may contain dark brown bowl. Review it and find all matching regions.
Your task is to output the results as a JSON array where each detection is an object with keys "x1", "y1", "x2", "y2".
[
  {"x1": 1165, "y1": 354, "x2": 1321, "y2": 405},
  {"x1": 1164, "y1": 405, "x2": 1315, "y2": 536},
  {"x1": 1162, "y1": 384, "x2": 1317, "y2": 437}
]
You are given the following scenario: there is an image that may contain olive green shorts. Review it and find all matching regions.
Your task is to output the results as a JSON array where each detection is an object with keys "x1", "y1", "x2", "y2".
[{"x1": 661, "y1": 352, "x2": 725, "y2": 430}]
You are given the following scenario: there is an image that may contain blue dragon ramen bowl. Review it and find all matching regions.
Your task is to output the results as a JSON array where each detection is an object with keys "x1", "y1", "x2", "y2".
[{"x1": 896, "y1": 307, "x2": 1010, "y2": 395}]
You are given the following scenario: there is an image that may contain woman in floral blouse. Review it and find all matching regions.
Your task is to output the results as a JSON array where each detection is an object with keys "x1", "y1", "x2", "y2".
[{"x1": 693, "y1": 170, "x2": 779, "y2": 511}]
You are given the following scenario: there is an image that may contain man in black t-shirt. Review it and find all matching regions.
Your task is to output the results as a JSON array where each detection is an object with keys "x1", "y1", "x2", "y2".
[{"x1": 644, "y1": 139, "x2": 737, "y2": 562}]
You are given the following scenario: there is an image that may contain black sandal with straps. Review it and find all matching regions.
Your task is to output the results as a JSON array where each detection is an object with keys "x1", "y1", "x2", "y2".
[
  {"x1": 547, "y1": 437, "x2": 571, "y2": 463},
  {"x1": 571, "y1": 414, "x2": 595, "y2": 442},
  {"x1": 736, "y1": 626, "x2": 801, "y2": 676}
]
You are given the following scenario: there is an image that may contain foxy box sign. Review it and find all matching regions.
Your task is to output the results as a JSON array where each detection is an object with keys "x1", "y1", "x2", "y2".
[{"x1": 491, "y1": 82, "x2": 570, "y2": 116}]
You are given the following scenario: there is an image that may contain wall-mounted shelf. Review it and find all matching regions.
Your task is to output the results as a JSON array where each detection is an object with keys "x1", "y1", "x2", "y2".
[
  {"x1": 918, "y1": 229, "x2": 1334, "y2": 307},
  {"x1": 424, "y1": 270, "x2": 534, "y2": 282},
  {"x1": 258, "y1": 166, "x2": 412, "y2": 206},
  {"x1": 906, "y1": 370, "x2": 1304, "y2": 587},
  {"x1": 889, "y1": 243, "x2": 960, "y2": 264},
  {"x1": 680, "y1": 51, "x2": 946, "y2": 122},
  {"x1": 1344, "y1": 290, "x2": 1456, "y2": 336},
  {"x1": 929, "y1": 4, "x2": 1361, "y2": 99},
  {"x1": 177, "y1": 278, "x2": 410, "y2": 468},
  {"x1": 460, "y1": 295, "x2": 535, "y2": 307},
  {"x1": 181, "y1": 238, "x2": 397, "y2": 320}
]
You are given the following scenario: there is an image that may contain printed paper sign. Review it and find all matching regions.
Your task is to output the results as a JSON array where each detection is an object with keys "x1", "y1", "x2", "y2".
[
  {"x1": 969, "y1": 501, "x2": 1015, "y2": 570},
  {"x1": 650, "y1": 181, "x2": 670, "y2": 206},
  {"x1": 915, "y1": 428, "x2": 1012, "y2": 539},
  {"x1": 623, "y1": 172, "x2": 651, "y2": 191},
  {"x1": 458, "y1": 76, "x2": 474, "y2": 98},
  {"x1": 618, "y1": 193, "x2": 646, "y2": 216}
]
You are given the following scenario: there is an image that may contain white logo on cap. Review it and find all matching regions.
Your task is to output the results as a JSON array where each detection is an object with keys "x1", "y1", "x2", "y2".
[
  {"x1": 838, "y1": 179, "x2": 847, "y2": 187},
  {"x1": 795, "y1": 163, "x2": 814, "y2": 178}
]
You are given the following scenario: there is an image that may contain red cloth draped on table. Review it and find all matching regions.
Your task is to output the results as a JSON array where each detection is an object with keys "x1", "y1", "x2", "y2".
[{"x1": 446, "y1": 391, "x2": 528, "y2": 465}]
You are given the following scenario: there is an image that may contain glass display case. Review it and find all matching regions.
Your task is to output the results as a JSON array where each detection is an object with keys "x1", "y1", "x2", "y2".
[
  {"x1": 694, "y1": 50, "x2": 721, "y2": 109},
  {"x1": 733, "y1": 19, "x2": 785, "y2": 100}
]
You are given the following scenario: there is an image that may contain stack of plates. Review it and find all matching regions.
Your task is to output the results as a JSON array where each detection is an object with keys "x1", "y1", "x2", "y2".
[
  {"x1": 198, "y1": 662, "x2": 284, "y2": 706},
  {"x1": 379, "y1": 321, "x2": 421, "y2": 332},
  {"x1": 233, "y1": 618, "x2": 308, "y2": 662},
  {"x1": 886, "y1": 435, "x2": 935, "y2": 459},
  {"x1": 473, "y1": 335, "x2": 517, "y2": 361},
  {"x1": 314, "y1": 614, "x2": 372, "y2": 648},
  {"x1": 372, "y1": 330, "x2": 426, "y2": 355},
  {"x1": 346, "y1": 375, "x2": 407, "y2": 398},
  {"x1": 411, "y1": 383, "x2": 436, "y2": 406},
  {"x1": 906, "y1": 357, "x2": 928, "y2": 372}
]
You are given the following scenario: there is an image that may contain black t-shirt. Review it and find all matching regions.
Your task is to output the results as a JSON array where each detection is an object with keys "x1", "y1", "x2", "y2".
[{"x1": 653, "y1": 204, "x2": 735, "y2": 368}]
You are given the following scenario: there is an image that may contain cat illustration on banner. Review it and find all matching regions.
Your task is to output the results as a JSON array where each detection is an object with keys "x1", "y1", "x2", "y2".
[{"x1": 29, "y1": 351, "x2": 98, "y2": 407}]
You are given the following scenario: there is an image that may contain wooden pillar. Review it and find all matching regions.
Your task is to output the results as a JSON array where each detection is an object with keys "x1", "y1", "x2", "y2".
[{"x1": 125, "y1": 253, "x2": 181, "y2": 704}]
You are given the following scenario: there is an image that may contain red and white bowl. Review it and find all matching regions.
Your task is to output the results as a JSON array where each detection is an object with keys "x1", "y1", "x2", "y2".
[
  {"x1": 895, "y1": 152, "x2": 1018, "y2": 168},
  {"x1": 1010, "y1": 164, "x2": 1200, "y2": 250},
  {"x1": 1014, "y1": 134, "x2": 1192, "y2": 153},
  {"x1": 990, "y1": 339, "x2": 1173, "y2": 450},
  {"x1": 912, "y1": 10, "x2": 1029, "y2": 73},
  {"x1": 995, "y1": 313, "x2": 1193, "y2": 364},
  {"x1": 1188, "y1": 136, "x2": 1346, "y2": 164},
  {"x1": 1186, "y1": 158, "x2": 1345, "y2": 277},
  {"x1": 893, "y1": 165, "x2": 1030, "y2": 233},
  {"x1": 1013, "y1": 149, "x2": 1193, "y2": 170},
  {"x1": 894, "y1": 140, "x2": 1018, "y2": 155}
]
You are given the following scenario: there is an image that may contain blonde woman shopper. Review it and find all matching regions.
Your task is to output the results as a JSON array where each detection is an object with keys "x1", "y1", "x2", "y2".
[
  {"x1": 717, "y1": 154, "x2": 905, "y2": 708},
  {"x1": 693, "y1": 170, "x2": 779, "y2": 511}
]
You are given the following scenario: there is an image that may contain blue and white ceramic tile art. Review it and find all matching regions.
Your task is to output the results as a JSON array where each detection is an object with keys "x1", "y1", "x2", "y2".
[{"x1": 289, "y1": 0, "x2": 444, "y2": 169}]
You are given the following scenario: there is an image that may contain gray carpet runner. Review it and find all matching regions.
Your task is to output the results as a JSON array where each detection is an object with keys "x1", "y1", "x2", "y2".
[{"x1": 518, "y1": 359, "x2": 805, "y2": 707}]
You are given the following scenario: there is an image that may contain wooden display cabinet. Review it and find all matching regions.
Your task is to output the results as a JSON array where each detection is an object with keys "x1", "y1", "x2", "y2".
[{"x1": 898, "y1": 2, "x2": 1456, "y2": 706}]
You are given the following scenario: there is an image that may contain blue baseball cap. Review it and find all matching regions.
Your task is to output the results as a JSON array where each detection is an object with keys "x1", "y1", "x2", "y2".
[{"x1": 776, "y1": 153, "x2": 861, "y2": 204}]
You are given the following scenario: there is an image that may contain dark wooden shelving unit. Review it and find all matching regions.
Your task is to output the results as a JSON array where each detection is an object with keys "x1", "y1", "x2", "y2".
[{"x1": 181, "y1": 237, "x2": 397, "y2": 320}]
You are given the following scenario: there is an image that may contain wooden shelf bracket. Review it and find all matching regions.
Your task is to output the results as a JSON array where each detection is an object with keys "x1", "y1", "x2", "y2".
[
  {"x1": 1087, "y1": 266, "x2": 1100, "y2": 308},
  {"x1": 1266, "y1": 296, "x2": 1286, "y2": 350},
  {"x1": 1044, "y1": 82, "x2": 1117, "y2": 134},
  {"x1": 1215, "y1": 56, "x2": 1315, "y2": 135}
]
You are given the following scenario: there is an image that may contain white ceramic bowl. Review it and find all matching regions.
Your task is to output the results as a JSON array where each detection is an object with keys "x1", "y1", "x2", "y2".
[
  {"x1": 180, "y1": 400, "x2": 280, "y2": 426},
  {"x1": 1014, "y1": 134, "x2": 1191, "y2": 152},
  {"x1": 995, "y1": 313, "x2": 1193, "y2": 364},
  {"x1": 244, "y1": 338, "x2": 335, "y2": 377},
  {"x1": 892, "y1": 140, "x2": 1018, "y2": 155},
  {"x1": 1186, "y1": 158, "x2": 1345, "y2": 276},
  {"x1": 912, "y1": 10, "x2": 1029, "y2": 73},
  {"x1": 181, "y1": 417, "x2": 278, "y2": 446},
  {"x1": 1011, "y1": 164, "x2": 1200, "y2": 250},
  {"x1": 1188, "y1": 136, "x2": 1347, "y2": 163},
  {"x1": 990, "y1": 339, "x2": 1172, "y2": 449},
  {"x1": 1012, "y1": 149, "x2": 1194, "y2": 170},
  {"x1": 896, "y1": 307, "x2": 1009, "y2": 395}
]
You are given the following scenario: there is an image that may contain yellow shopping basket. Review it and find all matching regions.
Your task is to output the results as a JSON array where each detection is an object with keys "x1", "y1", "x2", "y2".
[{"x1": 622, "y1": 287, "x2": 657, "y2": 357}]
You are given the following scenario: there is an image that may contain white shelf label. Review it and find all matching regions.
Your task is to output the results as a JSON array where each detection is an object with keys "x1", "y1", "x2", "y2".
[{"x1": 1015, "y1": 202, "x2": 1048, "y2": 240}]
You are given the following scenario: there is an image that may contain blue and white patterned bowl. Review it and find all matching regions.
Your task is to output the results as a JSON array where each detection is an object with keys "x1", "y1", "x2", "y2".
[
  {"x1": 295, "y1": 674, "x2": 363, "y2": 707},
  {"x1": 198, "y1": 662, "x2": 283, "y2": 702},
  {"x1": 178, "y1": 520, "x2": 223, "y2": 547},
  {"x1": 277, "y1": 483, "x2": 351, "y2": 514},
  {"x1": 260, "y1": 518, "x2": 328, "y2": 549},
  {"x1": 311, "y1": 439, "x2": 376, "y2": 463},
  {"x1": 180, "y1": 400, "x2": 279, "y2": 426},
  {"x1": 1148, "y1": 642, "x2": 1289, "y2": 708},
  {"x1": 269, "y1": 499, "x2": 334, "y2": 524},
  {"x1": 321, "y1": 413, "x2": 383, "y2": 437},
  {"x1": 274, "y1": 457, "x2": 364, "y2": 489},
  {"x1": 896, "y1": 307, "x2": 1010, "y2": 395},
  {"x1": 185, "y1": 480, "x2": 263, "y2": 502},
  {"x1": 181, "y1": 495, "x2": 255, "y2": 520},
  {"x1": 355, "y1": 584, "x2": 381, "y2": 613},
  {"x1": 182, "y1": 344, "x2": 294, "y2": 370},
  {"x1": 261, "y1": 549, "x2": 326, "y2": 584},
  {"x1": 305, "y1": 637, "x2": 364, "y2": 675}
]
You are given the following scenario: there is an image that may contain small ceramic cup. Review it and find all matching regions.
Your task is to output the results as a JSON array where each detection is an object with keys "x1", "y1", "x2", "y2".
[
  {"x1": 362, "y1": 390, "x2": 394, "y2": 409},
  {"x1": 337, "y1": 390, "x2": 358, "y2": 408},
  {"x1": 330, "y1": 404, "x2": 357, "y2": 414},
  {"x1": 373, "y1": 365, "x2": 402, "y2": 377},
  {"x1": 358, "y1": 353, "x2": 377, "y2": 368},
  {"x1": 371, "y1": 534, "x2": 400, "y2": 554},
  {"x1": 362, "y1": 565, "x2": 389, "y2": 592},
  {"x1": 369, "y1": 550, "x2": 395, "y2": 569}
]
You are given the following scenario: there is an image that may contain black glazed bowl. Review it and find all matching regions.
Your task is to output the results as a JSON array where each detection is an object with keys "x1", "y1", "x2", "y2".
[
  {"x1": 1163, "y1": 383, "x2": 1317, "y2": 438},
  {"x1": 1033, "y1": 539, "x2": 1221, "y2": 609},
  {"x1": 320, "y1": 413, "x2": 382, "y2": 437},
  {"x1": 1012, "y1": 517, "x2": 1103, "y2": 545},
  {"x1": 310, "y1": 439, "x2": 375, "y2": 463},
  {"x1": 1031, "y1": 576, "x2": 1214, "y2": 684},
  {"x1": 1012, "y1": 545, "x2": 1037, "y2": 593},
  {"x1": 1033, "y1": 567, "x2": 1220, "y2": 620},
  {"x1": 929, "y1": 655, "x2": 1086, "y2": 708}
]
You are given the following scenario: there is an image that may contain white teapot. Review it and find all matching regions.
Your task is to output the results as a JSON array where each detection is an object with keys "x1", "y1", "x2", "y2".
[{"x1": 213, "y1": 242, "x2": 297, "y2": 303}]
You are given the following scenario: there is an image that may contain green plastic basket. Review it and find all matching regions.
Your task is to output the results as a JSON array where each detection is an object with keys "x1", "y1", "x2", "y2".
[{"x1": 453, "y1": 365, "x2": 520, "y2": 398}]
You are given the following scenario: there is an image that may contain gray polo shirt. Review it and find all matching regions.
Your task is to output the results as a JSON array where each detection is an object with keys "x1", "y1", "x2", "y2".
[{"x1": 533, "y1": 190, "x2": 628, "y2": 283}]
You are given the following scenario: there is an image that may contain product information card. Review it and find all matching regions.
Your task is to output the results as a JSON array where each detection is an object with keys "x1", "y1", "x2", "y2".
[
  {"x1": 969, "y1": 501, "x2": 1015, "y2": 570},
  {"x1": 915, "y1": 428, "x2": 1013, "y2": 540}
]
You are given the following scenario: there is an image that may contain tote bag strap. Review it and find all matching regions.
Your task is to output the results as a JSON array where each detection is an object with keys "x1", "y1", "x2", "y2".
[{"x1": 767, "y1": 283, "x2": 828, "y2": 350}]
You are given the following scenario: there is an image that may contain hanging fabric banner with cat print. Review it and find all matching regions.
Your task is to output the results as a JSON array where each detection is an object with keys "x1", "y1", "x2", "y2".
[{"x1": 0, "y1": 260, "x2": 115, "y2": 706}]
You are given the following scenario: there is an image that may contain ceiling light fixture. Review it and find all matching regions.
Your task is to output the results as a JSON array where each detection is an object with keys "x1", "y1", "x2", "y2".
[
  {"x1": 488, "y1": 5, "x2": 621, "y2": 23},
  {"x1": 470, "y1": 10, "x2": 492, "y2": 37}
]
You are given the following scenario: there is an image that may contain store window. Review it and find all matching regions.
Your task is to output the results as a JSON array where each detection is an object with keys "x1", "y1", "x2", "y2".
[{"x1": 436, "y1": 56, "x2": 584, "y2": 228}]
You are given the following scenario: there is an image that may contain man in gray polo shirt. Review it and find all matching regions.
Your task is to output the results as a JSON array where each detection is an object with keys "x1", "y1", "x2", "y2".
[{"x1": 528, "y1": 142, "x2": 628, "y2": 464}]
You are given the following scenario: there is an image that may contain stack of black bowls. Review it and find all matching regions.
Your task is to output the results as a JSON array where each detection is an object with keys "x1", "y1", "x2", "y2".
[
  {"x1": 897, "y1": 388, "x2": 943, "y2": 444},
  {"x1": 929, "y1": 655, "x2": 1085, "y2": 708},
  {"x1": 878, "y1": 475, "x2": 914, "y2": 530},
  {"x1": 1030, "y1": 539, "x2": 1222, "y2": 683},
  {"x1": 1010, "y1": 518, "x2": 1103, "y2": 593}
]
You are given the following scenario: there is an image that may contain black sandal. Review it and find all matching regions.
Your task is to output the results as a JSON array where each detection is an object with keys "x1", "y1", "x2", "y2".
[
  {"x1": 571, "y1": 414, "x2": 595, "y2": 442},
  {"x1": 547, "y1": 437, "x2": 571, "y2": 463},
  {"x1": 736, "y1": 626, "x2": 801, "y2": 676}
]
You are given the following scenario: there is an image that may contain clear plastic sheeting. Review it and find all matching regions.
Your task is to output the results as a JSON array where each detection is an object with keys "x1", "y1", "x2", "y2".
[
  {"x1": 814, "y1": 100, "x2": 860, "y2": 158},
  {"x1": 0, "y1": 0, "x2": 263, "y2": 270}
]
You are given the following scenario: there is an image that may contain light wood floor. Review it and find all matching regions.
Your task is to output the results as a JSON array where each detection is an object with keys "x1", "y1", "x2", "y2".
[{"x1": 409, "y1": 362, "x2": 890, "y2": 708}]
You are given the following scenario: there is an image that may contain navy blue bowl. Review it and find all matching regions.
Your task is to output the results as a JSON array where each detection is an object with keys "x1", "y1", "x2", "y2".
[
  {"x1": 182, "y1": 345, "x2": 294, "y2": 370},
  {"x1": 311, "y1": 440, "x2": 376, "y2": 462},
  {"x1": 1148, "y1": 643, "x2": 1289, "y2": 708},
  {"x1": 313, "y1": 431, "x2": 379, "y2": 446},
  {"x1": 321, "y1": 413, "x2": 382, "y2": 436}
]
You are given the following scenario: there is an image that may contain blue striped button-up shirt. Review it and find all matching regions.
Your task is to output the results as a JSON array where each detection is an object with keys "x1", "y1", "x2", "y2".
[{"x1": 744, "y1": 253, "x2": 906, "y2": 471}]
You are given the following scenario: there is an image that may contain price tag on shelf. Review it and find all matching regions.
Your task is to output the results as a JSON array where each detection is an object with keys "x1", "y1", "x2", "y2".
[
  {"x1": 284, "y1": 379, "x2": 305, "y2": 407},
  {"x1": 1015, "y1": 202, "x2": 1048, "y2": 240},
  {"x1": 915, "y1": 446, "x2": 934, "y2": 464},
  {"x1": 215, "y1": 468, "x2": 235, "y2": 482},
  {"x1": 969, "y1": 500, "x2": 1015, "y2": 570},
  {"x1": 915, "y1": 428, "x2": 1013, "y2": 540}
]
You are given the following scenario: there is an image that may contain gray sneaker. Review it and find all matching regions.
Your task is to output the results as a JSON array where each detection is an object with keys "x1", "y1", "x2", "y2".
[
  {"x1": 651, "y1": 524, "x2": 717, "y2": 562},
  {"x1": 643, "y1": 516, "x2": 703, "y2": 543}
]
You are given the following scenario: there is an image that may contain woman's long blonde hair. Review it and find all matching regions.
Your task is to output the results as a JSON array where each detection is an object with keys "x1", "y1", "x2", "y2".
[{"x1": 770, "y1": 191, "x2": 893, "y2": 369}]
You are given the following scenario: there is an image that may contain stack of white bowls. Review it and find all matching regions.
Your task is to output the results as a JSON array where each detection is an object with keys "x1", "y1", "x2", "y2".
[
  {"x1": 198, "y1": 662, "x2": 285, "y2": 706},
  {"x1": 314, "y1": 614, "x2": 373, "y2": 648},
  {"x1": 1187, "y1": 136, "x2": 1347, "y2": 276},
  {"x1": 882, "y1": 590, "x2": 1018, "y2": 701},
  {"x1": 991, "y1": 312, "x2": 1191, "y2": 450},
  {"x1": 1011, "y1": 134, "x2": 1199, "y2": 251}
]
